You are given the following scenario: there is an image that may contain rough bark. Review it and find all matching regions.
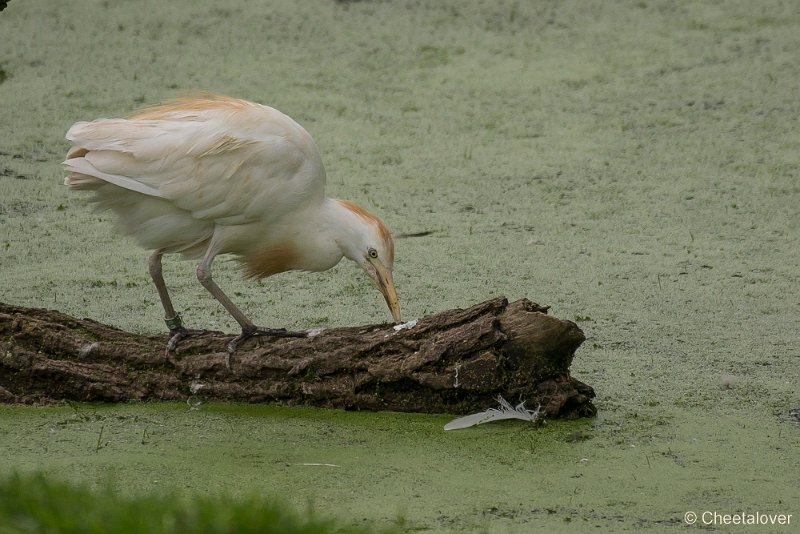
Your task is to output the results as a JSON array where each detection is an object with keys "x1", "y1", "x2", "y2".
[{"x1": 0, "y1": 297, "x2": 596, "y2": 418}]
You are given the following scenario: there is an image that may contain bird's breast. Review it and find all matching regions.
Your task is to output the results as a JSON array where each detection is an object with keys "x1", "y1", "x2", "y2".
[
  {"x1": 241, "y1": 241, "x2": 299, "y2": 279},
  {"x1": 240, "y1": 234, "x2": 343, "y2": 279}
]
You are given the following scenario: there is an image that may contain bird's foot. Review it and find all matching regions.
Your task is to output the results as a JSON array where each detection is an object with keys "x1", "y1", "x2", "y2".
[
  {"x1": 164, "y1": 314, "x2": 189, "y2": 356},
  {"x1": 225, "y1": 325, "x2": 307, "y2": 370},
  {"x1": 166, "y1": 326, "x2": 190, "y2": 352},
  {"x1": 253, "y1": 326, "x2": 308, "y2": 338}
]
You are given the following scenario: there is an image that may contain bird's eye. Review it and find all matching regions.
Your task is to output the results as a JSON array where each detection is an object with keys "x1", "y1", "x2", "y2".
[{"x1": 368, "y1": 248, "x2": 378, "y2": 259}]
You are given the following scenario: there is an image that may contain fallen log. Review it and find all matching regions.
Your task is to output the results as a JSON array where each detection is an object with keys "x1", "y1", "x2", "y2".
[{"x1": 0, "y1": 297, "x2": 596, "y2": 418}]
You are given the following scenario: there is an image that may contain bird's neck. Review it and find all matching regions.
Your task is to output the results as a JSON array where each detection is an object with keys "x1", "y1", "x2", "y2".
[
  {"x1": 311, "y1": 197, "x2": 367, "y2": 263},
  {"x1": 287, "y1": 198, "x2": 363, "y2": 271},
  {"x1": 240, "y1": 198, "x2": 363, "y2": 278}
]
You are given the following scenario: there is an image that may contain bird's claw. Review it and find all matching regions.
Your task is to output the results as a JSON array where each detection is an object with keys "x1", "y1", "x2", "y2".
[
  {"x1": 225, "y1": 326, "x2": 308, "y2": 371},
  {"x1": 163, "y1": 313, "x2": 189, "y2": 356},
  {"x1": 253, "y1": 327, "x2": 307, "y2": 338},
  {"x1": 165, "y1": 326, "x2": 189, "y2": 356}
]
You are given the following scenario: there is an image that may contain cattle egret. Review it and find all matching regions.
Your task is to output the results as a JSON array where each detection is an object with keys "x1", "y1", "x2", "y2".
[{"x1": 63, "y1": 93, "x2": 401, "y2": 363}]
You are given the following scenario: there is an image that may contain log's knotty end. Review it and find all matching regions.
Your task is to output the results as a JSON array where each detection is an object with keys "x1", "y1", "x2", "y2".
[
  {"x1": 508, "y1": 298, "x2": 551, "y2": 315},
  {"x1": 535, "y1": 376, "x2": 597, "y2": 419},
  {"x1": 499, "y1": 310, "x2": 585, "y2": 374}
]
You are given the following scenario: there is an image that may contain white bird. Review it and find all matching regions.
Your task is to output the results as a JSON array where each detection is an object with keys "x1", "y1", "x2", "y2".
[{"x1": 63, "y1": 93, "x2": 400, "y2": 363}]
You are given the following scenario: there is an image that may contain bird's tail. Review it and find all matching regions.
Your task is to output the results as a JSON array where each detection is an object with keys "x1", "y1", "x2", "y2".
[
  {"x1": 62, "y1": 120, "x2": 162, "y2": 197},
  {"x1": 63, "y1": 145, "x2": 102, "y2": 189}
]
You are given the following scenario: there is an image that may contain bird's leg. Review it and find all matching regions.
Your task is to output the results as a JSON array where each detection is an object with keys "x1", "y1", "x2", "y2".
[
  {"x1": 196, "y1": 252, "x2": 256, "y2": 335},
  {"x1": 195, "y1": 253, "x2": 306, "y2": 370},
  {"x1": 148, "y1": 250, "x2": 188, "y2": 352}
]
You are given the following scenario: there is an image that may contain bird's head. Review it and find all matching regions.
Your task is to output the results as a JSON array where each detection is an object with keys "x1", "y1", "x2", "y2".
[{"x1": 334, "y1": 199, "x2": 401, "y2": 324}]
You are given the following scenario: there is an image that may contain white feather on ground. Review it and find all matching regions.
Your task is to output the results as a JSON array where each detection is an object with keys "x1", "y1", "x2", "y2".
[{"x1": 444, "y1": 395, "x2": 541, "y2": 431}]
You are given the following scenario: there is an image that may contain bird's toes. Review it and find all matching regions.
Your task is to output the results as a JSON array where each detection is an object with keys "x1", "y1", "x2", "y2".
[
  {"x1": 254, "y1": 327, "x2": 308, "y2": 338},
  {"x1": 225, "y1": 335, "x2": 248, "y2": 372},
  {"x1": 226, "y1": 336, "x2": 246, "y2": 355},
  {"x1": 225, "y1": 326, "x2": 307, "y2": 371},
  {"x1": 165, "y1": 326, "x2": 190, "y2": 354},
  {"x1": 225, "y1": 327, "x2": 258, "y2": 370}
]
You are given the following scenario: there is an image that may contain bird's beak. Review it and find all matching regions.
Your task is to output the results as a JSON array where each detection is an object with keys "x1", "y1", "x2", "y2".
[{"x1": 369, "y1": 260, "x2": 401, "y2": 324}]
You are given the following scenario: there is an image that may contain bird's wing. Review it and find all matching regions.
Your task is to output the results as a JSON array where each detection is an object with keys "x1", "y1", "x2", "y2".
[{"x1": 64, "y1": 96, "x2": 327, "y2": 226}]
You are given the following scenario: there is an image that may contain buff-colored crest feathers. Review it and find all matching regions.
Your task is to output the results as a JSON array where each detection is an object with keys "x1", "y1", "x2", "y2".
[
  {"x1": 129, "y1": 92, "x2": 257, "y2": 120},
  {"x1": 335, "y1": 199, "x2": 394, "y2": 263}
]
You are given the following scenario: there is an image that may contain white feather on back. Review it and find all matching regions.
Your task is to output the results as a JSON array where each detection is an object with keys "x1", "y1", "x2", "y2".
[{"x1": 64, "y1": 95, "x2": 328, "y2": 254}]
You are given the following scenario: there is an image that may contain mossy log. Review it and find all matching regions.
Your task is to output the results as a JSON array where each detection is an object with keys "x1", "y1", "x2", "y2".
[{"x1": 0, "y1": 297, "x2": 596, "y2": 418}]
